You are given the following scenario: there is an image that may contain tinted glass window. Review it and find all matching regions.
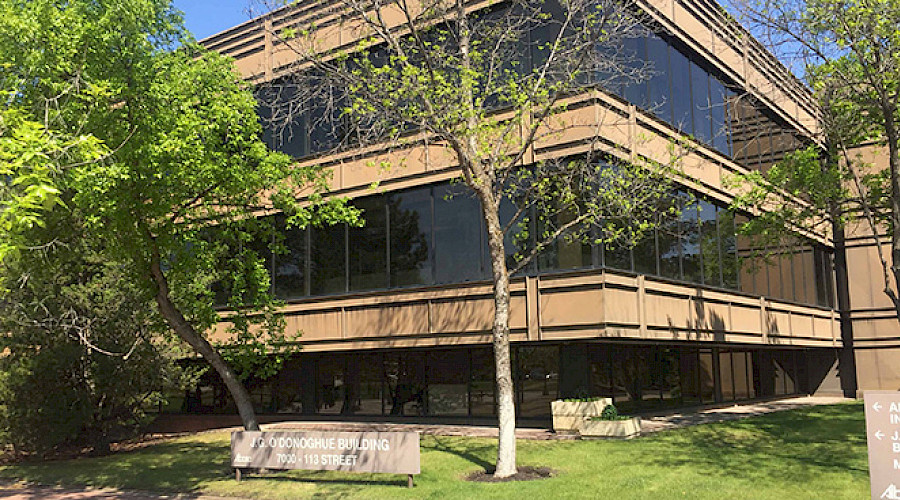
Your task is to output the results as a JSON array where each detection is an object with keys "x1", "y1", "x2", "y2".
[
  {"x1": 434, "y1": 184, "x2": 485, "y2": 283},
  {"x1": 658, "y1": 202, "x2": 682, "y2": 280},
  {"x1": 633, "y1": 227, "x2": 657, "y2": 275},
  {"x1": 622, "y1": 36, "x2": 648, "y2": 108},
  {"x1": 681, "y1": 200, "x2": 701, "y2": 283},
  {"x1": 646, "y1": 35, "x2": 671, "y2": 122},
  {"x1": 710, "y1": 78, "x2": 731, "y2": 155},
  {"x1": 670, "y1": 49, "x2": 693, "y2": 135},
  {"x1": 274, "y1": 216, "x2": 307, "y2": 299},
  {"x1": 690, "y1": 62, "x2": 712, "y2": 144},
  {"x1": 720, "y1": 210, "x2": 739, "y2": 289},
  {"x1": 389, "y1": 187, "x2": 434, "y2": 287},
  {"x1": 310, "y1": 224, "x2": 346, "y2": 295},
  {"x1": 698, "y1": 201, "x2": 721, "y2": 287},
  {"x1": 349, "y1": 196, "x2": 388, "y2": 290}
]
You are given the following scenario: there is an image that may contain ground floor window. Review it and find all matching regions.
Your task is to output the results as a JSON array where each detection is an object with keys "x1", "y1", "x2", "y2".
[{"x1": 177, "y1": 342, "x2": 819, "y2": 418}]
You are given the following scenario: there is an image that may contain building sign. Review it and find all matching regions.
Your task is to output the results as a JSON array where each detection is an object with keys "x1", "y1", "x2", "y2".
[
  {"x1": 864, "y1": 392, "x2": 900, "y2": 499},
  {"x1": 231, "y1": 431, "x2": 420, "y2": 477}
]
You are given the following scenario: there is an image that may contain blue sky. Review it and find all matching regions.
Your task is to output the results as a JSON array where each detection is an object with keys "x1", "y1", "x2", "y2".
[{"x1": 174, "y1": 0, "x2": 259, "y2": 40}]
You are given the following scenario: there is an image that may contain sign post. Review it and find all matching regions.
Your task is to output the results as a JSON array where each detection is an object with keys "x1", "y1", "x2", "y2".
[
  {"x1": 231, "y1": 431, "x2": 420, "y2": 488},
  {"x1": 864, "y1": 391, "x2": 900, "y2": 499}
]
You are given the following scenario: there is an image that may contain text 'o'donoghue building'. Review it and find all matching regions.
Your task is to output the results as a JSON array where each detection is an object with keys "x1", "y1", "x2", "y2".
[{"x1": 165, "y1": 0, "x2": 896, "y2": 425}]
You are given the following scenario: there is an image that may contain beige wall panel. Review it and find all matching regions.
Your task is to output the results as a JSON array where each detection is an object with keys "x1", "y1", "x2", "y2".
[
  {"x1": 509, "y1": 293, "x2": 527, "y2": 331},
  {"x1": 767, "y1": 309, "x2": 791, "y2": 336},
  {"x1": 233, "y1": 53, "x2": 266, "y2": 79},
  {"x1": 730, "y1": 304, "x2": 762, "y2": 334},
  {"x1": 646, "y1": 292, "x2": 691, "y2": 330},
  {"x1": 604, "y1": 287, "x2": 640, "y2": 325},
  {"x1": 692, "y1": 300, "x2": 732, "y2": 333},
  {"x1": 846, "y1": 244, "x2": 876, "y2": 309},
  {"x1": 287, "y1": 310, "x2": 342, "y2": 341},
  {"x1": 540, "y1": 327, "x2": 604, "y2": 341},
  {"x1": 856, "y1": 348, "x2": 900, "y2": 391},
  {"x1": 341, "y1": 150, "x2": 429, "y2": 190},
  {"x1": 540, "y1": 289, "x2": 603, "y2": 327},
  {"x1": 534, "y1": 105, "x2": 628, "y2": 151},
  {"x1": 344, "y1": 302, "x2": 429, "y2": 338},
  {"x1": 811, "y1": 315, "x2": 834, "y2": 340},
  {"x1": 431, "y1": 297, "x2": 493, "y2": 334},
  {"x1": 787, "y1": 312, "x2": 813, "y2": 338},
  {"x1": 852, "y1": 317, "x2": 900, "y2": 340}
]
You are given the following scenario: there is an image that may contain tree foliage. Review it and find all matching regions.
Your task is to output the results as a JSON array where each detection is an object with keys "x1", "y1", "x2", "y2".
[
  {"x1": 729, "y1": 0, "x2": 900, "y2": 314},
  {"x1": 0, "y1": 0, "x2": 357, "y2": 432},
  {"x1": 258, "y1": 0, "x2": 685, "y2": 476}
]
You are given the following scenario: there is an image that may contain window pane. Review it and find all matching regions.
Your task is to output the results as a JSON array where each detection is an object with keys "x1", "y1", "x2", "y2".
[
  {"x1": 516, "y1": 345, "x2": 558, "y2": 418},
  {"x1": 633, "y1": 228, "x2": 658, "y2": 275},
  {"x1": 471, "y1": 348, "x2": 496, "y2": 416},
  {"x1": 719, "y1": 350, "x2": 735, "y2": 401},
  {"x1": 310, "y1": 224, "x2": 346, "y2": 295},
  {"x1": 670, "y1": 49, "x2": 693, "y2": 134},
  {"x1": 389, "y1": 188, "x2": 434, "y2": 287},
  {"x1": 258, "y1": 84, "x2": 309, "y2": 158},
  {"x1": 699, "y1": 201, "x2": 722, "y2": 287},
  {"x1": 658, "y1": 202, "x2": 682, "y2": 280},
  {"x1": 427, "y1": 350, "x2": 469, "y2": 416},
  {"x1": 646, "y1": 35, "x2": 671, "y2": 122},
  {"x1": 538, "y1": 207, "x2": 592, "y2": 272},
  {"x1": 710, "y1": 78, "x2": 730, "y2": 155},
  {"x1": 349, "y1": 196, "x2": 388, "y2": 290},
  {"x1": 384, "y1": 352, "x2": 426, "y2": 416},
  {"x1": 434, "y1": 184, "x2": 485, "y2": 283},
  {"x1": 681, "y1": 200, "x2": 701, "y2": 283},
  {"x1": 691, "y1": 62, "x2": 712, "y2": 144},
  {"x1": 274, "y1": 216, "x2": 307, "y2": 299},
  {"x1": 623, "y1": 36, "x2": 648, "y2": 108}
]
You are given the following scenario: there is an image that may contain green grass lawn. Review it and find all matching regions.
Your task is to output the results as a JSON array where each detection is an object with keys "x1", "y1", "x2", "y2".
[{"x1": 0, "y1": 402, "x2": 870, "y2": 499}]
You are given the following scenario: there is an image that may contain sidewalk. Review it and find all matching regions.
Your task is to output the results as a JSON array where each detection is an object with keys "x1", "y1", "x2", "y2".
[
  {"x1": 258, "y1": 395, "x2": 850, "y2": 439},
  {"x1": 0, "y1": 483, "x2": 243, "y2": 500}
]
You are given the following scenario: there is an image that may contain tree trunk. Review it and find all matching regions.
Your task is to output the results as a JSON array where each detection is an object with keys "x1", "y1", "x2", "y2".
[
  {"x1": 480, "y1": 195, "x2": 518, "y2": 478},
  {"x1": 148, "y1": 250, "x2": 260, "y2": 431}
]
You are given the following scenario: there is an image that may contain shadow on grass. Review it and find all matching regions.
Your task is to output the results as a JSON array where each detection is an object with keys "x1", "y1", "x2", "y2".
[
  {"x1": 0, "y1": 440, "x2": 232, "y2": 494},
  {"x1": 636, "y1": 403, "x2": 868, "y2": 483},
  {"x1": 427, "y1": 435, "x2": 494, "y2": 471}
]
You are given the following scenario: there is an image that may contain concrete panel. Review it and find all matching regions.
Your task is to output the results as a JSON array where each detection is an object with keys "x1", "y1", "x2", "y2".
[
  {"x1": 287, "y1": 310, "x2": 342, "y2": 341},
  {"x1": 431, "y1": 297, "x2": 493, "y2": 334},
  {"x1": 540, "y1": 289, "x2": 603, "y2": 327},
  {"x1": 856, "y1": 348, "x2": 900, "y2": 392},
  {"x1": 344, "y1": 302, "x2": 429, "y2": 338},
  {"x1": 646, "y1": 292, "x2": 691, "y2": 330},
  {"x1": 604, "y1": 287, "x2": 640, "y2": 325}
]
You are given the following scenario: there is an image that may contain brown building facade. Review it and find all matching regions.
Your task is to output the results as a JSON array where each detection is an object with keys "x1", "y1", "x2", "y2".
[{"x1": 172, "y1": 0, "x2": 876, "y2": 422}]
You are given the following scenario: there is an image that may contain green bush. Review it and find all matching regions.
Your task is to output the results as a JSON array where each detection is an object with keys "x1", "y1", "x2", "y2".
[
  {"x1": 0, "y1": 216, "x2": 196, "y2": 457},
  {"x1": 596, "y1": 404, "x2": 630, "y2": 421}
]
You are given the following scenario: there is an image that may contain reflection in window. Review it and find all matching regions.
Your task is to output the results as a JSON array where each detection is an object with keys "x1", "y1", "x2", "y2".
[
  {"x1": 274, "y1": 216, "x2": 307, "y2": 299},
  {"x1": 681, "y1": 201, "x2": 702, "y2": 284},
  {"x1": 349, "y1": 196, "x2": 388, "y2": 291},
  {"x1": 516, "y1": 345, "x2": 559, "y2": 417},
  {"x1": 310, "y1": 223, "x2": 346, "y2": 295},
  {"x1": 389, "y1": 188, "x2": 434, "y2": 287},
  {"x1": 434, "y1": 184, "x2": 485, "y2": 283}
]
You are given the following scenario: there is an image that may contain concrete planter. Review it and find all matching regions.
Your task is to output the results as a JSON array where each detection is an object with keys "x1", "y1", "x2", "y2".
[
  {"x1": 550, "y1": 398, "x2": 612, "y2": 433},
  {"x1": 580, "y1": 417, "x2": 642, "y2": 439}
]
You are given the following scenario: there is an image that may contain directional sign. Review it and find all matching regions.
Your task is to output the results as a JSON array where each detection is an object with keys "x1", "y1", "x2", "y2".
[{"x1": 864, "y1": 391, "x2": 900, "y2": 499}]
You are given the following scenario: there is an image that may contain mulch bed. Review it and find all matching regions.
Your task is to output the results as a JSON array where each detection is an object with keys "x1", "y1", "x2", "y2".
[{"x1": 465, "y1": 465, "x2": 555, "y2": 482}]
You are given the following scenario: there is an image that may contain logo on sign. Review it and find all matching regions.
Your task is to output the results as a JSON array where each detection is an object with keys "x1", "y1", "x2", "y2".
[{"x1": 881, "y1": 484, "x2": 900, "y2": 499}]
